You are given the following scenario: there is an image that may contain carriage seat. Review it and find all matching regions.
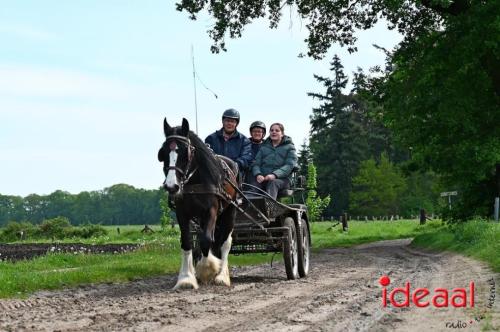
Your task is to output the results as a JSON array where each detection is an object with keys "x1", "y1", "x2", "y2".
[{"x1": 277, "y1": 166, "x2": 305, "y2": 198}]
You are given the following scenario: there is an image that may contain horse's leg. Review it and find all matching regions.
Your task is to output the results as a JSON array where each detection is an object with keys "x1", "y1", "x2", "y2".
[
  {"x1": 195, "y1": 201, "x2": 221, "y2": 283},
  {"x1": 214, "y1": 204, "x2": 236, "y2": 286},
  {"x1": 173, "y1": 208, "x2": 198, "y2": 290}
]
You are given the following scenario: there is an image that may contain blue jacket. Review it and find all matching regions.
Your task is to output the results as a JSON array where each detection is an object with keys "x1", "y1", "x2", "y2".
[
  {"x1": 205, "y1": 129, "x2": 253, "y2": 170},
  {"x1": 250, "y1": 141, "x2": 263, "y2": 160}
]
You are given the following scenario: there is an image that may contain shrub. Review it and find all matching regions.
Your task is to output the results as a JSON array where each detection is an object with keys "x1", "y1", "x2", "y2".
[
  {"x1": 0, "y1": 221, "x2": 37, "y2": 241},
  {"x1": 38, "y1": 216, "x2": 72, "y2": 239},
  {"x1": 65, "y1": 224, "x2": 108, "y2": 239}
]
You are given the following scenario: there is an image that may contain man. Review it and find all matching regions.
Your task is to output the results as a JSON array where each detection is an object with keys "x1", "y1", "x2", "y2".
[
  {"x1": 249, "y1": 121, "x2": 266, "y2": 160},
  {"x1": 205, "y1": 109, "x2": 253, "y2": 174}
]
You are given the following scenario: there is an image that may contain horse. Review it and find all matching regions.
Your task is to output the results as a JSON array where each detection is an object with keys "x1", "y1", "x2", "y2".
[{"x1": 158, "y1": 118, "x2": 238, "y2": 289}]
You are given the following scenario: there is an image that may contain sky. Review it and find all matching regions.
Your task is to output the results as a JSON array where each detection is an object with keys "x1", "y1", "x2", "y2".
[{"x1": 0, "y1": 1, "x2": 402, "y2": 197}]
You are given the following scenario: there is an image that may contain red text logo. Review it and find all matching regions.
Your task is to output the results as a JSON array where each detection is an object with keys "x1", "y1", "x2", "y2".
[{"x1": 379, "y1": 275, "x2": 475, "y2": 308}]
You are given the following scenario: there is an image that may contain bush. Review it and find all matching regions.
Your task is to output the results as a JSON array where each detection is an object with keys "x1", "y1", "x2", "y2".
[
  {"x1": 0, "y1": 221, "x2": 37, "y2": 241},
  {"x1": 37, "y1": 216, "x2": 72, "y2": 239},
  {"x1": 65, "y1": 224, "x2": 108, "y2": 239}
]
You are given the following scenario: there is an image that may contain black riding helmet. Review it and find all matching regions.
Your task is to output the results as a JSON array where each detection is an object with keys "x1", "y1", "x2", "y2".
[
  {"x1": 250, "y1": 121, "x2": 266, "y2": 136},
  {"x1": 222, "y1": 108, "x2": 240, "y2": 124}
]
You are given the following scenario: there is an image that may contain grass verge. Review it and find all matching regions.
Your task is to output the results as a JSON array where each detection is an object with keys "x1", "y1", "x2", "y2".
[
  {"x1": 412, "y1": 219, "x2": 500, "y2": 273},
  {"x1": 310, "y1": 219, "x2": 441, "y2": 249}
]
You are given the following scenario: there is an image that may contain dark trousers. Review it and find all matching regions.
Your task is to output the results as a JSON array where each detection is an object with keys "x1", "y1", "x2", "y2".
[{"x1": 248, "y1": 176, "x2": 290, "y2": 200}]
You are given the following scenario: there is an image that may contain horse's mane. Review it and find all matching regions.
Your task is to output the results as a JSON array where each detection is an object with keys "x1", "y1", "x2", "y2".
[{"x1": 187, "y1": 130, "x2": 225, "y2": 184}]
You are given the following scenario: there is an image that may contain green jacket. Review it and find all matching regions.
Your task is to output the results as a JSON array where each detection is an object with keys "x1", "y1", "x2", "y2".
[{"x1": 252, "y1": 135, "x2": 298, "y2": 179}]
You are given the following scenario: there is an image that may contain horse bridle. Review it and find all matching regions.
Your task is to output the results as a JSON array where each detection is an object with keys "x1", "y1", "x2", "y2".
[{"x1": 164, "y1": 134, "x2": 197, "y2": 188}]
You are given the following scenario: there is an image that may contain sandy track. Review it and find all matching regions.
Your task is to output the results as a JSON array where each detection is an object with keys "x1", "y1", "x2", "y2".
[{"x1": 0, "y1": 239, "x2": 498, "y2": 331}]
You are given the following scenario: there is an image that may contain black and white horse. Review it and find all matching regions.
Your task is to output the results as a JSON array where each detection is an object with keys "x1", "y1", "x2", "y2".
[{"x1": 158, "y1": 118, "x2": 237, "y2": 289}]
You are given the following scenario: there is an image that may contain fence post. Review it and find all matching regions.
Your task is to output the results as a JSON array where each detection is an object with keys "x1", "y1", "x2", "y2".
[
  {"x1": 494, "y1": 197, "x2": 499, "y2": 222},
  {"x1": 342, "y1": 213, "x2": 349, "y2": 232},
  {"x1": 419, "y1": 209, "x2": 426, "y2": 225}
]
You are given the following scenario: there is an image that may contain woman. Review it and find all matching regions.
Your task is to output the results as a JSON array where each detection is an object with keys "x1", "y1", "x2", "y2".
[{"x1": 250, "y1": 123, "x2": 297, "y2": 199}]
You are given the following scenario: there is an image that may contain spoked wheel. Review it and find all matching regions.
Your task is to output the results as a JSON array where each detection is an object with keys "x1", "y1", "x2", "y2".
[
  {"x1": 297, "y1": 219, "x2": 310, "y2": 278},
  {"x1": 283, "y1": 217, "x2": 299, "y2": 280}
]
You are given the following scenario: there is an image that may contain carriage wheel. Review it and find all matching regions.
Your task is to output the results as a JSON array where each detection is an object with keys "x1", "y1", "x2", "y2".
[
  {"x1": 283, "y1": 217, "x2": 299, "y2": 280},
  {"x1": 297, "y1": 219, "x2": 310, "y2": 278}
]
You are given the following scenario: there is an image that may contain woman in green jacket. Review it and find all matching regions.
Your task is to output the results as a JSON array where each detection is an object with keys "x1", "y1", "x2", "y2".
[{"x1": 250, "y1": 123, "x2": 298, "y2": 199}]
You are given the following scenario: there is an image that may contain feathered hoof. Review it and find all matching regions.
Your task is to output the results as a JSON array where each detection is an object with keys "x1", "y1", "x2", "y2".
[
  {"x1": 214, "y1": 270, "x2": 231, "y2": 286},
  {"x1": 173, "y1": 274, "x2": 199, "y2": 290},
  {"x1": 196, "y1": 252, "x2": 221, "y2": 284}
]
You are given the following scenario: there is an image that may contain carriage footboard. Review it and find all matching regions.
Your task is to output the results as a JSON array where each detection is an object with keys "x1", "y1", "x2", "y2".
[{"x1": 230, "y1": 226, "x2": 290, "y2": 255}]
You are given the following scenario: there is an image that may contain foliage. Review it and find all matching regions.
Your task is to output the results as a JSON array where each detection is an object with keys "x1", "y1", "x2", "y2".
[
  {"x1": 38, "y1": 216, "x2": 72, "y2": 239},
  {"x1": 412, "y1": 219, "x2": 500, "y2": 272},
  {"x1": 0, "y1": 220, "x2": 108, "y2": 241},
  {"x1": 360, "y1": 1, "x2": 500, "y2": 220},
  {"x1": 309, "y1": 55, "x2": 403, "y2": 216},
  {"x1": 175, "y1": 0, "x2": 448, "y2": 59},
  {"x1": 399, "y1": 171, "x2": 442, "y2": 216},
  {"x1": 297, "y1": 140, "x2": 311, "y2": 179},
  {"x1": 65, "y1": 224, "x2": 108, "y2": 239},
  {"x1": 159, "y1": 190, "x2": 172, "y2": 230},
  {"x1": 0, "y1": 221, "x2": 37, "y2": 242},
  {"x1": 0, "y1": 184, "x2": 163, "y2": 226},
  {"x1": 305, "y1": 163, "x2": 330, "y2": 222},
  {"x1": 350, "y1": 154, "x2": 407, "y2": 216}
]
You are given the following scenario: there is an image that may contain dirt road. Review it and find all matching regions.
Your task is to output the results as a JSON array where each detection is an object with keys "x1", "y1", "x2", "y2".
[{"x1": 0, "y1": 239, "x2": 498, "y2": 331}]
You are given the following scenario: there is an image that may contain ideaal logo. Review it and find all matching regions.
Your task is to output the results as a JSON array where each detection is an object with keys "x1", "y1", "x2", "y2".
[
  {"x1": 379, "y1": 276, "x2": 497, "y2": 329},
  {"x1": 379, "y1": 275, "x2": 475, "y2": 308}
]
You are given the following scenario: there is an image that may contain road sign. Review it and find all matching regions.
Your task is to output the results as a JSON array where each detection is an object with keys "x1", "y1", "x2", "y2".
[{"x1": 440, "y1": 191, "x2": 458, "y2": 197}]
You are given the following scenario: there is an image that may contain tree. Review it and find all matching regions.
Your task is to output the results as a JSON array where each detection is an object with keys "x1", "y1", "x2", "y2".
[
  {"x1": 368, "y1": 0, "x2": 500, "y2": 219},
  {"x1": 350, "y1": 154, "x2": 407, "y2": 216},
  {"x1": 176, "y1": 0, "x2": 457, "y2": 60},
  {"x1": 399, "y1": 171, "x2": 442, "y2": 217},
  {"x1": 309, "y1": 55, "x2": 372, "y2": 216},
  {"x1": 305, "y1": 162, "x2": 330, "y2": 222},
  {"x1": 176, "y1": 0, "x2": 499, "y2": 220},
  {"x1": 297, "y1": 140, "x2": 311, "y2": 179}
]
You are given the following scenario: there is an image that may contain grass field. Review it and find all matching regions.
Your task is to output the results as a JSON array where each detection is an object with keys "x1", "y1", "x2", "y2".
[{"x1": 0, "y1": 219, "x2": 498, "y2": 297}]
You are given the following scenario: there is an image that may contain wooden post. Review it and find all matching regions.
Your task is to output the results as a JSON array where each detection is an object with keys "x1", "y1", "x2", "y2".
[
  {"x1": 419, "y1": 209, "x2": 426, "y2": 225},
  {"x1": 342, "y1": 213, "x2": 348, "y2": 231}
]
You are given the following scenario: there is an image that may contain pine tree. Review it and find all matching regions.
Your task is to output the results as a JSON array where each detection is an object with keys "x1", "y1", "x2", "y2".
[
  {"x1": 309, "y1": 55, "x2": 369, "y2": 216},
  {"x1": 297, "y1": 140, "x2": 311, "y2": 179}
]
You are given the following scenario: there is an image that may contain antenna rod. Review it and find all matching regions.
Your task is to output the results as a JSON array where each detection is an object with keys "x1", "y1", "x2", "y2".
[{"x1": 191, "y1": 45, "x2": 199, "y2": 134}]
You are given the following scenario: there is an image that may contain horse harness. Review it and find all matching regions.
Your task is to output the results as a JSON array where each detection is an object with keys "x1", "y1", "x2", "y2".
[
  {"x1": 165, "y1": 134, "x2": 238, "y2": 206},
  {"x1": 164, "y1": 134, "x2": 198, "y2": 187}
]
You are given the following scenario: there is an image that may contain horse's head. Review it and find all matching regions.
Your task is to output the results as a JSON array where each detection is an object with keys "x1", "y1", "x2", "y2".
[{"x1": 158, "y1": 118, "x2": 195, "y2": 196}]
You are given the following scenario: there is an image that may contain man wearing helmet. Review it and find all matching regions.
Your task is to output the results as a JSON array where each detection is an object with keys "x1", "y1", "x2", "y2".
[
  {"x1": 249, "y1": 121, "x2": 266, "y2": 159},
  {"x1": 205, "y1": 109, "x2": 253, "y2": 175}
]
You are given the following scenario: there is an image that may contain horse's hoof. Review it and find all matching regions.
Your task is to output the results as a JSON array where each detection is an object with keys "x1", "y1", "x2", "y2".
[
  {"x1": 196, "y1": 253, "x2": 221, "y2": 283},
  {"x1": 214, "y1": 272, "x2": 231, "y2": 286},
  {"x1": 173, "y1": 275, "x2": 199, "y2": 290}
]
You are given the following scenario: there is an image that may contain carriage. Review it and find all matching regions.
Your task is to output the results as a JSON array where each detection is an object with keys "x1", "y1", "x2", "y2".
[
  {"x1": 159, "y1": 118, "x2": 310, "y2": 289},
  {"x1": 191, "y1": 170, "x2": 311, "y2": 280}
]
